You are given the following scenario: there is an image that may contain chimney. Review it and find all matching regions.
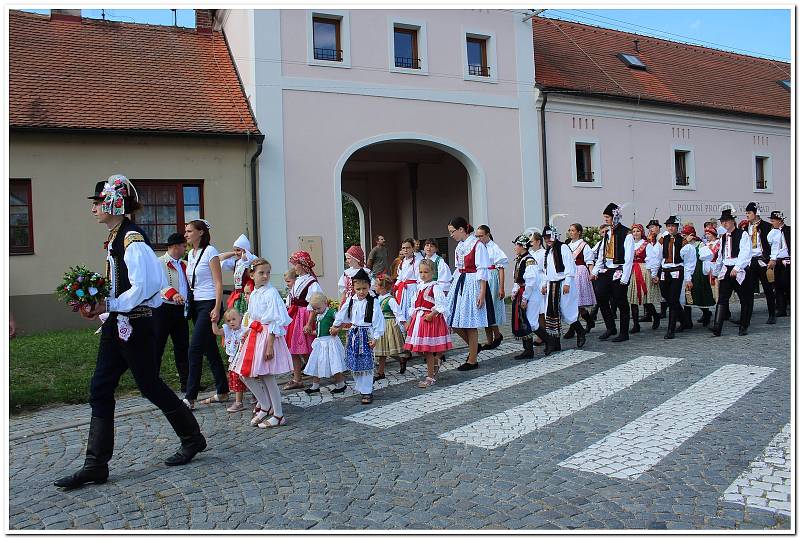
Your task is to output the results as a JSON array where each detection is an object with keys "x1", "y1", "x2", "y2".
[
  {"x1": 195, "y1": 9, "x2": 214, "y2": 34},
  {"x1": 51, "y1": 9, "x2": 81, "y2": 22}
]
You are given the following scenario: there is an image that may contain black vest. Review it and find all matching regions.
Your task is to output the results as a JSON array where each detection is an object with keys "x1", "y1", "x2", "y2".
[
  {"x1": 753, "y1": 220, "x2": 772, "y2": 259},
  {"x1": 109, "y1": 217, "x2": 152, "y2": 298},
  {"x1": 544, "y1": 241, "x2": 566, "y2": 274},
  {"x1": 782, "y1": 225, "x2": 791, "y2": 257},
  {"x1": 514, "y1": 254, "x2": 533, "y2": 285},
  {"x1": 721, "y1": 228, "x2": 744, "y2": 261},
  {"x1": 346, "y1": 293, "x2": 375, "y2": 324},
  {"x1": 662, "y1": 234, "x2": 684, "y2": 264},
  {"x1": 604, "y1": 225, "x2": 630, "y2": 264}
]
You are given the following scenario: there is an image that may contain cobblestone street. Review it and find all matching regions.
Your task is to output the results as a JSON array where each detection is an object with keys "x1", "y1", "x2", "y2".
[{"x1": 8, "y1": 300, "x2": 791, "y2": 530}]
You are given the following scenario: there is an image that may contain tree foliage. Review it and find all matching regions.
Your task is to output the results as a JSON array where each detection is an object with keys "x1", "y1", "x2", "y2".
[{"x1": 342, "y1": 195, "x2": 361, "y2": 251}]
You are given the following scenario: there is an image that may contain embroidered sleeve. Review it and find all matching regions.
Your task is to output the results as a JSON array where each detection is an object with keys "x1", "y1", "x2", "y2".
[{"x1": 123, "y1": 232, "x2": 145, "y2": 249}]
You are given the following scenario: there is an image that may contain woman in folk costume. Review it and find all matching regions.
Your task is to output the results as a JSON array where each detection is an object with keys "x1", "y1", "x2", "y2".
[
  {"x1": 331, "y1": 269, "x2": 385, "y2": 405},
  {"x1": 683, "y1": 225, "x2": 716, "y2": 327},
  {"x1": 643, "y1": 219, "x2": 666, "y2": 329},
  {"x1": 626, "y1": 224, "x2": 660, "y2": 334},
  {"x1": 231, "y1": 258, "x2": 293, "y2": 428},
  {"x1": 528, "y1": 230, "x2": 548, "y2": 347},
  {"x1": 564, "y1": 223, "x2": 596, "y2": 338},
  {"x1": 476, "y1": 225, "x2": 508, "y2": 351},
  {"x1": 704, "y1": 225, "x2": 721, "y2": 303},
  {"x1": 403, "y1": 259, "x2": 453, "y2": 388},
  {"x1": 510, "y1": 231, "x2": 544, "y2": 360},
  {"x1": 338, "y1": 245, "x2": 371, "y2": 306},
  {"x1": 219, "y1": 234, "x2": 256, "y2": 314},
  {"x1": 284, "y1": 251, "x2": 323, "y2": 390},
  {"x1": 446, "y1": 217, "x2": 489, "y2": 371},
  {"x1": 539, "y1": 217, "x2": 586, "y2": 354},
  {"x1": 393, "y1": 238, "x2": 420, "y2": 323}
]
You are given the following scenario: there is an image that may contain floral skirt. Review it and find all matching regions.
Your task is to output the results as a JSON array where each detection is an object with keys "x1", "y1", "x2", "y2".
[
  {"x1": 573, "y1": 265, "x2": 596, "y2": 307},
  {"x1": 287, "y1": 307, "x2": 314, "y2": 355},
  {"x1": 446, "y1": 273, "x2": 488, "y2": 329},
  {"x1": 346, "y1": 326, "x2": 375, "y2": 374}
]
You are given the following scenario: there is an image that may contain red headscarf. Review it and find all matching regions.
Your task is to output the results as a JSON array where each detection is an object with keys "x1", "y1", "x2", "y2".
[
  {"x1": 682, "y1": 225, "x2": 697, "y2": 237},
  {"x1": 345, "y1": 245, "x2": 365, "y2": 266},
  {"x1": 631, "y1": 223, "x2": 644, "y2": 235},
  {"x1": 704, "y1": 226, "x2": 718, "y2": 238},
  {"x1": 289, "y1": 250, "x2": 316, "y2": 276}
]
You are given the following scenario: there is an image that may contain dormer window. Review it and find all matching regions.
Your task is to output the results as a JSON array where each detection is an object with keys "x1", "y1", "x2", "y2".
[
  {"x1": 779, "y1": 79, "x2": 790, "y2": 90},
  {"x1": 618, "y1": 53, "x2": 646, "y2": 70}
]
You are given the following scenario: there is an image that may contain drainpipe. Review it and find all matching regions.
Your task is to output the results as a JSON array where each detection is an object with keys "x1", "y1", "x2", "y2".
[
  {"x1": 539, "y1": 90, "x2": 550, "y2": 222},
  {"x1": 249, "y1": 136, "x2": 265, "y2": 255}
]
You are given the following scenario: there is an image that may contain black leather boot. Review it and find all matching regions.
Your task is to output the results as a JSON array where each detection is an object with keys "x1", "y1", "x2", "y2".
[
  {"x1": 698, "y1": 309, "x2": 712, "y2": 327},
  {"x1": 581, "y1": 310, "x2": 596, "y2": 332},
  {"x1": 630, "y1": 305, "x2": 641, "y2": 334},
  {"x1": 660, "y1": 301, "x2": 668, "y2": 318},
  {"x1": 612, "y1": 305, "x2": 630, "y2": 342},
  {"x1": 563, "y1": 325, "x2": 576, "y2": 339},
  {"x1": 514, "y1": 338, "x2": 535, "y2": 360},
  {"x1": 54, "y1": 416, "x2": 114, "y2": 489},
  {"x1": 776, "y1": 294, "x2": 788, "y2": 317},
  {"x1": 598, "y1": 327, "x2": 617, "y2": 341},
  {"x1": 738, "y1": 301, "x2": 751, "y2": 336},
  {"x1": 683, "y1": 306, "x2": 693, "y2": 330},
  {"x1": 571, "y1": 321, "x2": 587, "y2": 348},
  {"x1": 664, "y1": 307, "x2": 678, "y2": 339},
  {"x1": 710, "y1": 304, "x2": 726, "y2": 337},
  {"x1": 646, "y1": 303, "x2": 661, "y2": 330},
  {"x1": 641, "y1": 303, "x2": 653, "y2": 322},
  {"x1": 163, "y1": 406, "x2": 207, "y2": 466},
  {"x1": 534, "y1": 327, "x2": 555, "y2": 356}
]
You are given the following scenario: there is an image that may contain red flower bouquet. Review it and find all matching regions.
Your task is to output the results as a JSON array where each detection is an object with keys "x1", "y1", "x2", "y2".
[{"x1": 55, "y1": 265, "x2": 110, "y2": 313}]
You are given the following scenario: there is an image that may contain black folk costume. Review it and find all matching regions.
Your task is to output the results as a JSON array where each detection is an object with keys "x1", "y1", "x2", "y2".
[
  {"x1": 56, "y1": 176, "x2": 206, "y2": 491},
  {"x1": 710, "y1": 207, "x2": 753, "y2": 337},
  {"x1": 510, "y1": 233, "x2": 544, "y2": 359},
  {"x1": 744, "y1": 202, "x2": 778, "y2": 325},
  {"x1": 767, "y1": 211, "x2": 791, "y2": 317},
  {"x1": 654, "y1": 217, "x2": 697, "y2": 339}
]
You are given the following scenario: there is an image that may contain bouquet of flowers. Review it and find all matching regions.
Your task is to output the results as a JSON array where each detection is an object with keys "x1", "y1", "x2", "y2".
[{"x1": 55, "y1": 265, "x2": 109, "y2": 314}]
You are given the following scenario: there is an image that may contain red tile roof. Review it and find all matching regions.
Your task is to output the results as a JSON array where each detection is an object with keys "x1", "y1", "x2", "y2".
[
  {"x1": 533, "y1": 17, "x2": 790, "y2": 120},
  {"x1": 10, "y1": 10, "x2": 260, "y2": 136}
]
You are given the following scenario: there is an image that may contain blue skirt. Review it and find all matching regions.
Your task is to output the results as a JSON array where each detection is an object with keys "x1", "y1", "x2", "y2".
[{"x1": 346, "y1": 326, "x2": 374, "y2": 374}]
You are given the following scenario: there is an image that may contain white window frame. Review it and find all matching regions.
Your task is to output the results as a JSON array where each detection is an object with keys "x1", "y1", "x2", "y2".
[
  {"x1": 570, "y1": 137, "x2": 602, "y2": 188},
  {"x1": 388, "y1": 18, "x2": 428, "y2": 76},
  {"x1": 671, "y1": 144, "x2": 696, "y2": 191},
  {"x1": 462, "y1": 29, "x2": 497, "y2": 84},
  {"x1": 307, "y1": 10, "x2": 351, "y2": 69},
  {"x1": 753, "y1": 152, "x2": 773, "y2": 194}
]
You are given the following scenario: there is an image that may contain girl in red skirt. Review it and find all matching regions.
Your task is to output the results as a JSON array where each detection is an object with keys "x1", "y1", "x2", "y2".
[{"x1": 404, "y1": 259, "x2": 453, "y2": 388}]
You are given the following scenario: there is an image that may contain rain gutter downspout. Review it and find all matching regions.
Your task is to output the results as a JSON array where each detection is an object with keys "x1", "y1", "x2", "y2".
[
  {"x1": 249, "y1": 136, "x2": 265, "y2": 255},
  {"x1": 539, "y1": 90, "x2": 550, "y2": 222}
]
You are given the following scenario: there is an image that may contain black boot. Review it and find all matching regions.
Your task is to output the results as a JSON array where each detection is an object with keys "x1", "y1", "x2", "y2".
[
  {"x1": 645, "y1": 303, "x2": 661, "y2": 330},
  {"x1": 683, "y1": 306, "x2": 693, "y2": 330},
  {"x1": 485, "y1": 335, "x2": 503, "y2": 349},
  {"x1": 664, "y1": 307, "x2": 678, "y2": 339},
  {"x1": 660, "y1": 301, "x2": 668, "y2": 318},
  {"x1": 563, "y1": 325, "x2": 576, "y2": 339},
  {"x1": 738, "y1": 301, "x2": 751, "y2": 336},
  {"x1": 641, "y1": 303, "x2": 653, "y2": 322},
  {"x1": 514, "y1": 338, "x2": 535, "y2": 360},
  {"x1": 612, "y1": 305, "x2": 630, "y2": 342},
  {"x1": 581, "y1": 310, "x2": 596, "y2": 332},
  {"x1": 776, "y1": 294, "x2": 788, "y2": 317},
  {"x1": 534, "y1": 327, "x2": 555, "y2": 356},
  {"x1": 163, "y1": 406, "x2": 207, "y2": 466},
  {"x1": 571, "y1": 321, "x2": 587, "y2": 348},
  {"x1": 630, "y1": 305, "x2": 641, "y2": 334},
  {"x1": 698, "y1": 309, "x2": 712, "y2": 327},
  {"x1": 54, "y1": 416, "x2": 114, "y2": 489},
  {"x1": 598, "y1": 327, "x2": 617, "y2": 341},
  {"x1": 710, "y1": 304, "x2": 727, "y2": 337}
]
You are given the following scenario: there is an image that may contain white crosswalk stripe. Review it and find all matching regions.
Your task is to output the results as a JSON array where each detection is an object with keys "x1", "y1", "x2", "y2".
[
  {"x1": 439, "y1": 355, "x2": 683, "y2": 449},
  {"x1": 559, "y1": 364, "x2": 775, "y2": 480},
  {"x1": 283, "y1": 342, "x2": 520, "y2": 408},
  {"x1": 343, "y1": 349, "x2": 604, "y2": 429},
  {"x1": 720, "y1": 423, "x2": 791, "y2": 515}
]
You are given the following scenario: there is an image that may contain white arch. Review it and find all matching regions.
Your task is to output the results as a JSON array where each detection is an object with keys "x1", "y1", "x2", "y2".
[
  {"x1": 333, "y1": 132, "x2": 488, "y2": 279},
  {"x1": 342, "y1": 191, "x2": 367, "y2": 255}
]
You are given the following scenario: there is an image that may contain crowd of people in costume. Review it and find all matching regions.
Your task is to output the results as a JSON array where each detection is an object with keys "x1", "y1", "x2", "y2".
[{"x1": 55, "y1": 174, "x2": 790, "y2": 491}]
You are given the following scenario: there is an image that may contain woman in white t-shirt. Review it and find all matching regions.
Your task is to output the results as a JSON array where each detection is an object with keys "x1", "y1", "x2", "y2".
[{"x1": 183, "y1": 219, "x2": 229, "y2": 409}]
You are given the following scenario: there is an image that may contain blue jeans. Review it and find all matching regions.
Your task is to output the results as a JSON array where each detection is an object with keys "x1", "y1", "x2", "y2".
[{"x1": 185, "y1": 299, "x2": 229, "y2": 400}]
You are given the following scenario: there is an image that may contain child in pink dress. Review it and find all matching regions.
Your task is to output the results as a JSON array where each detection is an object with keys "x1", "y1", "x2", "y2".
[
  {"x1": 284, "y1": 251, "x2": 323, "y2": 390},
  {"x1": 404, "y1": 259, "x2": 453, "y2": 388},
  {"x1": 230, "y1": 258, "x2": 293, "y2": 428}
]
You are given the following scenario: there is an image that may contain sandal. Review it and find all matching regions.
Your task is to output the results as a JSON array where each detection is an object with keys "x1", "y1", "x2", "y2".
[
  {"x1": 373, "y1": 372, "x2": 386, "y2": 382},
  {"x1": 226, "y1": 402, "x2": 246, "y2": 413},
  {"x1": 282, "y1": 380, "x2": 305, "y2": 391},
  {"x1": 258, "y1": 415, "x2": 287, "y2": 428},
  {"x1": 361, "y1": 394, "x2": 373, "y2": 405},
  {"x1": 250, "y1": 410, "x2": 271, "y2": 427},
  {"x1": 418, "y1": 377, "x2": 436, "y2": 388},
  {"x1": 200, "y1": 393, "x2": 229, "y2": 405}
]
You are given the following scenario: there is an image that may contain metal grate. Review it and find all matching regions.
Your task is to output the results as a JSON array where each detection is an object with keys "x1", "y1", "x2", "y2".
[
  {"x1": 468, "y1": 64, "x2": 490, "y2": 77},
  {"x1": 395, "y1": 57, "x2": 421, "y2": 69},
  {"x1": 314, "y1": 48, "x2": 343, "y2": 61}
]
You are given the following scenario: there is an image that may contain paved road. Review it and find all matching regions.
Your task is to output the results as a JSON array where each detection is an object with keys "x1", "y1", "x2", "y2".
[{"x1": 8, "y1": 300, "x2": 791, "y2": 530}]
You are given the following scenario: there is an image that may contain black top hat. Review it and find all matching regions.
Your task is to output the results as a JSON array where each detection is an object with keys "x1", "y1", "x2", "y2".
[
  {"x1": 745, "y1": 201, "x2": 759, "y2": 213},
  {"x1": 719, "y1": 208, "x2": 736, "y2": 222},
  {"x1": 88, "y1": 181, "x2": 106, "y2": 200},
  {"x1": 770, "y1": 210, "x2": 785, "y2": 221},
  {"x1": 664, "y1": 215, "x2": 680, "y2": 226},
  {"x1": 352, "y1": 268, "x2": 371, "y2": 283},
  {"x1": 647, "y1": 219, "x2": 661, "y2": 228},
  {"x1": 166, "y1": 233, "x2": 186, "y2": 246},
  {"x1": 603, "y1": 203, "x2": 618, "y2": 217}
]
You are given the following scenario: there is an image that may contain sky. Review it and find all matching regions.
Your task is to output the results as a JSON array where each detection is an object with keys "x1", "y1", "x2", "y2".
[{"x1": 22, "y1": 8, "x2": 791, "y2": 62}]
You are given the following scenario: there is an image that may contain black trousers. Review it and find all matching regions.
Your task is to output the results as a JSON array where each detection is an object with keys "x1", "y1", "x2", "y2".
[
  {"x1": 595, "y1": 270, "x2": 630, "y2": 334},
  {"x1": 774, "y1": 259, "x2": 791, "y2": 307},
  {"x1": 717, "y1": 265, "x2": 751, "y2": 317},
  {"x1": 90, "y1": 314, "x2": 184, "y2": 419},
  {"x1": 185, "y1": 299, "x2": 229, "y2": 400},
  {"x1": 746, "y1": 256, "x2": 776, "y2": 315},
  {"x1": 658, "y1": 266, "x2": 685, "y2": 310},
  {"x1": 153, "y1": 303, "x2": 190, "y2": 391}
]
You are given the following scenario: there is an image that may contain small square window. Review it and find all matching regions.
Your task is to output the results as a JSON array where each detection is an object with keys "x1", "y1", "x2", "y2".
[
  {"x1": 313, "y1": 16, "x2": 342, "y2": 62},
  {"x1": 575, "y1": 144, "x2": 594, "y2": 182},
  {"x1": 618, "y1": 53, "x2": 646, "y2": 70},
  {"x1": 467, "y1": 37, "x2": 489, "y2": 77}
]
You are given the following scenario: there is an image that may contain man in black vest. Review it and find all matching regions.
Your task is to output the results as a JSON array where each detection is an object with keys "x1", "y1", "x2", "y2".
[
  {"x1": 591, "y1": 203, "x2": 634, "y2": 342},
  {"x1": 739, "y1": 202, "x2": 777, "y2": 325},
  {"x1": 55, "y1": 176, "x2": 207, "y2": 490},
  {"x1": 710, "y1": 206, "x2": 753, "y2": 337},
  {"x1": 652, "y1": 216, "x2": 696, "y2": 339},
  {"x1": 768, "y1": 210, "x2": 791, "y2": 317}
]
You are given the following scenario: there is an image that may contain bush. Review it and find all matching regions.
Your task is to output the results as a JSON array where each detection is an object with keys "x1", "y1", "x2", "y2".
[{"x1": 582, "y1": 226, "x2": 602, "y2": 247}]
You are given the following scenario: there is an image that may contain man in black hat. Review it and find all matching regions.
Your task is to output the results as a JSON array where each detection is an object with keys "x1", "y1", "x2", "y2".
[
  {"x1": 740, "y1": 202, "x2": 777, "y2": 324},
  {"x1": 767, "y1": 210, "x2": 790, "y2": 317},
  {"x1": 591, "y1": 203, "x2": 634, "y2": 342},
  {"x1": 154, "y1": 233, "x2": 191, "y2": 392},
  {"x1": 55, "y1": 176, "x2": 207, "y2": 490},
  {"x1": 652, "y1": 216, "x2": 696, "y2": 339},
  {"x1": 710, "y1": 206, "x2": 753, "y2": 336}
]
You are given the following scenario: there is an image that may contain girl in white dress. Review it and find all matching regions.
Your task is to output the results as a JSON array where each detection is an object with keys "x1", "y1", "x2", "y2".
[
  {"x1": 446, "y1": 217, "x2": 489, "y2": 371},
  {"x1": 231, "y1": 258, "x2": 293, "y2": 428},
  {"x1": 476, "y1": 225, "x2": 508, "y2": 351},
  {"x1": 564, "y1": 223, "x2": 596, "y2": 338},
  {"x1": 303, "y1": 293, "x2": 348, "y2": 394},
  {"x1": 392, "y1": 239, "x2": 419, "y2": 363}
]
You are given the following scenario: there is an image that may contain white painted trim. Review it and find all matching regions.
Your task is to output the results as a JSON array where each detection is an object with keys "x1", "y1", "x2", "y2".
[
  {"x1": 333, "y1": 133, "x2": 488, "y2": 279},
  {"x1": 752, "y1": 152, "x2": 774, "y2": 194},
  {"x1": 570, "y1": 136, "x2": 603, "y2": 188},
  {"x1": 670, "y1": 144, "x2": 696, "y2": 191},
  {"x1": 342, "y1": 191, "x2": 367, "y2": 253},
  {"x1": 387, "y1": 17, "x2": 428, "y2": 76},
  {"x1": 462, "y1": 27, "x2": 498, "y2": 84},
  {"x1": 544, "y1": 93, "x2": 790, "y2": 137},
  {"x1": 279, "y1": 76, "x2": 519, "y2": 109},
  {"x1": 306, "y1": 9, "x2": 351, "y2": 69}
]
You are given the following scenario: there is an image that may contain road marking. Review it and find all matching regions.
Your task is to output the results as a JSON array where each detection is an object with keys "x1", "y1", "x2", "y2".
[
  {"x1": 720, "y1": 423, "x2": 791, "y2": 515},
  {"x1": 439, "y1": 355, "x2": 683, "y2": 450},
  {"x1": 559, "y1": 364, "x2": 775, "y2": 480},
  {"x1": 344, "y1": 349, "x2": 604, "y2": 429},
  {"x1": 283, "y1": 342, "x2": 521, "y2": 408}
]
